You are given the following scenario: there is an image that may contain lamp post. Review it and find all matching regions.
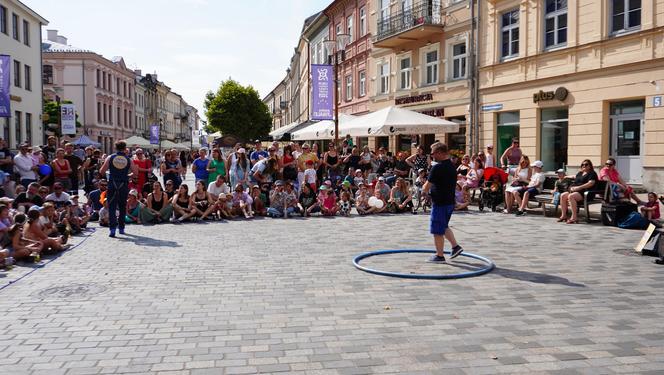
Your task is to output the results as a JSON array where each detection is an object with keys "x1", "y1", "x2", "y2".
[{"x1": 323, "y1": 33, "x2": 351, "y2": 148}]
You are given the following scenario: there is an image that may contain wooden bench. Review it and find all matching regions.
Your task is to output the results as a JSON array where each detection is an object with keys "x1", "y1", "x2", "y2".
[
  {"x1": 538, "y1": 179, "x2": 608, "y2": 222},
  {"x1": 533, "y1": 176, "x2": 560, "y2": 216}
]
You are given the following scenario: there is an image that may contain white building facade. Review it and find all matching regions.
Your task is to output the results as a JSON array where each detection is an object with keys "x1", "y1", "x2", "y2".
[{"x1": 0, "y1": 0, "x2": 48, "y2": 147}]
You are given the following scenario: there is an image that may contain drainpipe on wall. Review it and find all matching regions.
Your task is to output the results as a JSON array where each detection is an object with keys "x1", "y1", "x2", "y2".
[
  {"x1": 468, "y1": 0, "x2": 476, "y2": 155},
  {"x1": 474, "y1": 0, "x2": 481, "y2": 153},
  {"x1": 81, "y1": 60, "x2": 86, "y2": 136}
]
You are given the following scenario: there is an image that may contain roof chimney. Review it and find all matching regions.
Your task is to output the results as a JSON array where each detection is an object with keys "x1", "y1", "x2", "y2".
[
  {"x1": 46, "y1": 29, "x2": 58, "y2": 42},
  {"x1": 56, "y1": 35, "x2": 68, "y2": 45},
  {"x1": 134, "y1": 69, "x2": 142, "y2": 76}
]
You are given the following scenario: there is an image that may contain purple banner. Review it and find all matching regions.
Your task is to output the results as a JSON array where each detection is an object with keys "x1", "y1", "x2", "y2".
[
  {"x1": 150, "y1": 124, "x2": 160, "y2": 144},
  {"x1": 311, "y1": 64, "x2": 334, "y2": 120},
  {"x1": 0, "y1": 55, "x2": 10, "y2": 118}
]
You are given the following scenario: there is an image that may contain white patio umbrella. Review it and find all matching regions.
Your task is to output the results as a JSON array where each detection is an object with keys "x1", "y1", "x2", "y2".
[
  {"x1": 291, "y1": 114, "x2": 356, "y2": 141},
  {"x1": 124, "y1": 135, "x2": 152, "y2": 148},
  {"x1": 269, "y1": 121, "x2": 299, "y2": 140},
  {"x1": 340, "y1": 106, "x2": 459, "y2": 137}
]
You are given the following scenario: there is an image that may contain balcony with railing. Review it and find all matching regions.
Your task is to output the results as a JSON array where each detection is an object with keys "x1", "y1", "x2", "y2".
[{"x1": 373, "y1": 1, "x2": 445, "y2": 48}]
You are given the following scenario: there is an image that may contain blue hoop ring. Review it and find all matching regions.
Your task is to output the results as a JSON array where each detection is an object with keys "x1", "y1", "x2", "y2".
[{"x1": 353, "y1": 249, "x2": 495, "y2": 280}]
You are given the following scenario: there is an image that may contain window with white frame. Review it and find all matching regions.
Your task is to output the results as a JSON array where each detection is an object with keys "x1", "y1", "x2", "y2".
[
  {"x1": 359, "y1": 71, "x2": 366, "y2": 97},
  {"x1": 347, "y1": 15, "x2": 353, "y2": 42},
  {"x1": 611, "y1": 0, "x2": 641, "y2": 34},
  {"x1": 451, "y1": 42, "x2": 467, "y2": 80},
  {"x1": 501, "y1": 9, "x2": 519, "y2": 58},
  {"x1": 424, "y1": 50, "x2": 438, "y2": 85},
  {"x1": 359, "y1": 7, "x2": 366, "y2": 36},
  {"x1": 399, "y1": 57, "x2": 411, "y2": 90},
  {"x1": 345, "y1": 75, "x2": 353, "y2": 101},
  {"x1": 544, "y1": 0, "x2": 567, "y2": 48},
  {"x1": 378, "y1": 62, "x2": 390, "y2": 95},
  {"x1": 336, "y1": 23, "x2": 341, "y2": 36}
]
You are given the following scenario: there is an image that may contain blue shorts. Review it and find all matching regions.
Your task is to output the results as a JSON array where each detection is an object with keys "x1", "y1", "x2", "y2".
[{"x1": 430, "y1": 204, "x2": 454, "y2": 235}]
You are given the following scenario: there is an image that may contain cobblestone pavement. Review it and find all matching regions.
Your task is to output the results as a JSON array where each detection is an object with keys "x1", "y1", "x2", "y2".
[{"x1": 1, "y1": 208, "x2": 663, "y2": 375}]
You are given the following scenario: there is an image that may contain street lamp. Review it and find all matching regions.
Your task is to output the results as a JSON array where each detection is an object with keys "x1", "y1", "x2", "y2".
[{"x1": 323, "y1": 33, "x2": 351, "y2": 148}]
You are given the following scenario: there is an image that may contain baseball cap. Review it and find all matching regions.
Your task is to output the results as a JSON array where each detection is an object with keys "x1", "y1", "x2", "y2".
[
  {"x1": 319, "y1": 185, "x2": 328, "y2": 191},
  {"x1": 129, "y1": 189, "x2": 139, "y2": 197},
  {"x1": 274, "y1": 180, "x2": 284, "y2": 186},
  {"x1": 355, "y1": 169, "x2": 362, "y2": 173},
  {"x1": 556, "y1": 169, "x2": 565, "y2": 174},
  {"x1": 29, "y1": 205, "x2": 42, "y2": 212},
  {"x1": 378, "y1": 176, "x2": 385, "y2": 181},
  {"x1": 237, "y1": 148, "x2": 246, "y2": 154},
  {"x1": 252, "y1": 185, "x2": 260, "y2": 189},
  {"x1": 324, "y1": 180, "x2": 332, "y2": 186},
  {"x1": 486, "y1": 144, "x2": 493, "y2": 148},
  {"x1": 342, "y1": 180, "x2": 351, "y2": 187},
  {"x1": 531, "y1": 160, "x2": 544, "y2": 168}
]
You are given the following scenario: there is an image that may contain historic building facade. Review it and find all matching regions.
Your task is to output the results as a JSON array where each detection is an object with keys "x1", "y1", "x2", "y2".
[
  {"x1": 42, "y1": 30, "x2": 135, "y2": 152},
  {"x1": 478, "y1": 0, "x2": 664, "y2": 189},
  {"x1": 368, "y1": 0, "x2": 472, "y2": 153},
  {"x1": 0, "y1": 0, "x2": 48, "y2": 147}
]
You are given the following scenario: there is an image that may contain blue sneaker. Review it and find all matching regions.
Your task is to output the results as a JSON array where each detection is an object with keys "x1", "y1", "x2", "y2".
[
  {"x1": 119, "y1": 228, "x2": 125, "y2": 235},
  {"x1": 427, "y1": 255, "x2": 447, "y2": 263},
  {"x1": 109, "y1": 229, "x2": 116, "y2": 238}
]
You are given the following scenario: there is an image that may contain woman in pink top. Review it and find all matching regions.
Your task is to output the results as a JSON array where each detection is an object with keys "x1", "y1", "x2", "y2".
[{"x1": 599, "y1": 158, "x2": 641, "y2": 203}]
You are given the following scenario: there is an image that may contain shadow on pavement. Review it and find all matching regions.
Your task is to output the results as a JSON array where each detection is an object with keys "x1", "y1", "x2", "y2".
[
  {"x1": 120, "y1": 233, "x2": 181, "y2": 248},
  {"x1": 492, "y1": 267, "x2": 586, "y2": 287}
]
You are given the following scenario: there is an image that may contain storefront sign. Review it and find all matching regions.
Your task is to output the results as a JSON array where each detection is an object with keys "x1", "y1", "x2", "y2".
[
  {"x1": 419, "y1": 107, "x2": 444, "y2": 117},
  {"x1": 311, "y1": 64, "x2": 334, "y2": 120},
  {"x1": 654, "y1": 96, "x2": 662, "y2": 107},
  {"x1": 533, "y1": 87, "x2": 568, "y2": 103},
  {"x1": 60, "y1": 104, "x2": 76, "y2": 135},
  {"x1": 481, "y1": 104, "x2": 503, "y2": 112},
  {"x1": 395, "y1": 93, "x2": 433, "y2": 106},
  {"x1": 0, "y1": 55, "x2": 10, "y2": 118},
  {"x1": 150, "y1": 124, "x2": 160, "y2": 144}
]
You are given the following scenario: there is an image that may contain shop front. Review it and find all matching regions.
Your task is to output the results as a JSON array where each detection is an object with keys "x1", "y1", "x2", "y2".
[{"x1": 480, "y1": 71, "x2": 662, "y2": 189}]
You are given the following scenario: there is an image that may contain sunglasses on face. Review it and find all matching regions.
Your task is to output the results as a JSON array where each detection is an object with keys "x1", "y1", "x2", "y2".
[
  {"x1": 605, "y1": 163, "x2": 614, "y2": 166},
  {"x1": 581, "y1": 163, "x2": 589, "y2": 167}
]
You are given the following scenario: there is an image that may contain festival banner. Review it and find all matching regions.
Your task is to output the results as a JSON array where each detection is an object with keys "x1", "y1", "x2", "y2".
[
  {"x1": 150, "y1": 124, "x2": 160, "y2": 144},
  {"x1": 0, "y1": 55, "x2": 10, "y2": 118},
  {"x1": 311, "y1": 64, "x2": 334, "y2": 120},
  {"x1": 60, "y1": 103, "x2": 76, "y2": 135}
]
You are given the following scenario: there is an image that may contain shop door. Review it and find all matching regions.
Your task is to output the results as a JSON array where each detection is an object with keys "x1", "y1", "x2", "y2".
[{"x1": 610, "y1": 115, "x2": 644, "y2": 184}]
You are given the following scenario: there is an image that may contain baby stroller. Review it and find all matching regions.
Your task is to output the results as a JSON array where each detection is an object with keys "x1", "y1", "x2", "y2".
[
  {"x1": 411, "y1": 173, "x2": 432, "y2": 213},
  {"x1": 478, "y1": 167, "x2": 508, "y2": 212}
]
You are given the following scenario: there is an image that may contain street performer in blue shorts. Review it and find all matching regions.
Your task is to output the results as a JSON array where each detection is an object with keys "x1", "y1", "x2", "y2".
[
  {"x1": 422, "y1": 142, "x2": 463, "y2": 263},
  {"x1": 99, "y1": 140, "x2": 138, "y2": 238}
]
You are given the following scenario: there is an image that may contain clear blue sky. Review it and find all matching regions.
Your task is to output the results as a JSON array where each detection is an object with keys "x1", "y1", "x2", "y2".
[{"x1": 29, "y1": 0, "x2": 331, "y2": 119}]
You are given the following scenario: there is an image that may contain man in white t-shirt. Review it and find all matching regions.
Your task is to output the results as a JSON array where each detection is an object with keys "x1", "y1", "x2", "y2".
[
  {"x1": 45, "y1": 182, "x2": 72, "y2": 209},
  {"x1": 515, "y1": 160, "x2": 546, "y2": 216},
  {"x1": 207, "y1": 175, "x2": 230, "y2": 200}
]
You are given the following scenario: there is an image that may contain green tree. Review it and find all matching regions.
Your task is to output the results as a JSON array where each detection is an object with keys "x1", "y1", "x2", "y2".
[
  {"x1": 204, "y1": 79, "x2": 272, "y2": 142},
  {"x1": 42, "y1": 99, "x2": 83, "y2": 137}
]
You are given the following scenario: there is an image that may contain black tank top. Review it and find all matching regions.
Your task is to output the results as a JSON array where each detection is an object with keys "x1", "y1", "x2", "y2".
[
  {"x1": 151, "y1": 193, "x2": 164, "y2": 211},
  {"x1": 326, "y1": 154, "x2": 338, "y2": 166},
  {"x1": 176, "y1": 196, "x2": 189, "y2": 209}
]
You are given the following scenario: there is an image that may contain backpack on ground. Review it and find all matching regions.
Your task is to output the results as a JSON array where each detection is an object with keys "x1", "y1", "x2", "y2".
[{"x1": 617, "y1": 211, "x2": 650, "y2": 230}]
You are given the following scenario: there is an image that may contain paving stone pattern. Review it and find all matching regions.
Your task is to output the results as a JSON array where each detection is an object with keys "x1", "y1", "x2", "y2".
[{"x1": 0, "y1": 209, "x2": 663, "y2": 374}]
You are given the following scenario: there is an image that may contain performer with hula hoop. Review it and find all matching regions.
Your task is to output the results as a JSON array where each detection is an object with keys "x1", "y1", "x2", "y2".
[{"x1": 422, "y1": 142, "x2": 464, "y2": 263}]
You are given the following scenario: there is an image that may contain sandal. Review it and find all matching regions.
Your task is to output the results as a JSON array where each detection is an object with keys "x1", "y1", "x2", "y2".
[
  {"x1": 557, "y1": 217, "x2": 567, "y2": 222},
  {"x1": 566, "y1": 219, "x2": 578, "y2": 224}
]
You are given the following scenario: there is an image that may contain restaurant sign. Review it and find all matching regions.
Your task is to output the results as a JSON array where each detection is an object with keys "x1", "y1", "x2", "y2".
[{"x1": 395, "y1": 93, "x2": 433, "y2": 105}]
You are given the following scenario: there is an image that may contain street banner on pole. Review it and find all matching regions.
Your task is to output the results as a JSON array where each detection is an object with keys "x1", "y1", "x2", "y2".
[
  {"x1": 0, "y1": 55, "x2": 10, "y2": 118},
  {"x1": 311, "y1": 64, "x2": 334, "y2": 120},
  {"x1": 60, "y1": 104, "x2": 76, "y2": 135},
  {"x1": 150, "y1": 124, "x2": 160, "y2": 144}
]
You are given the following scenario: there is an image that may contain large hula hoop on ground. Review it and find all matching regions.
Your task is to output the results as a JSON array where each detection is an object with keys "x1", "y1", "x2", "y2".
[{"x1": 353, "y1": 249, "x2": 495, "y2": 280}]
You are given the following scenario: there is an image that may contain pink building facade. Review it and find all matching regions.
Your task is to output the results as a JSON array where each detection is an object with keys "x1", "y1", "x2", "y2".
[
  {"x1": 42, "y1": 30, "x2": 135, "y2": 152},
  {"x1": 324, "y1": 0, "x2": 371, "y2": 117}
]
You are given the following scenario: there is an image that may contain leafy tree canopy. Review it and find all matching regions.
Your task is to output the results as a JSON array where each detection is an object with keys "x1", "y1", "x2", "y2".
[{"x1": 204, "y1": 79, "x2": 272, "y2": 142}]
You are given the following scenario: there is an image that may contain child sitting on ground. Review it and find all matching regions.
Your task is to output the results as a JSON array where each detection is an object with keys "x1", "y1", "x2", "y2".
[
  {"x1": 339, "y1": 191, "x2": 352, "y2": 217},
  {"x1": 454, "y1": 182, "x2": 470, "y2": 211},
  {"x1": 640, "y1": 192, "x2": 661, "y2": 222},
  {"x1": 304, "y1": 160, "x2": 317, "y2": 192}
]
